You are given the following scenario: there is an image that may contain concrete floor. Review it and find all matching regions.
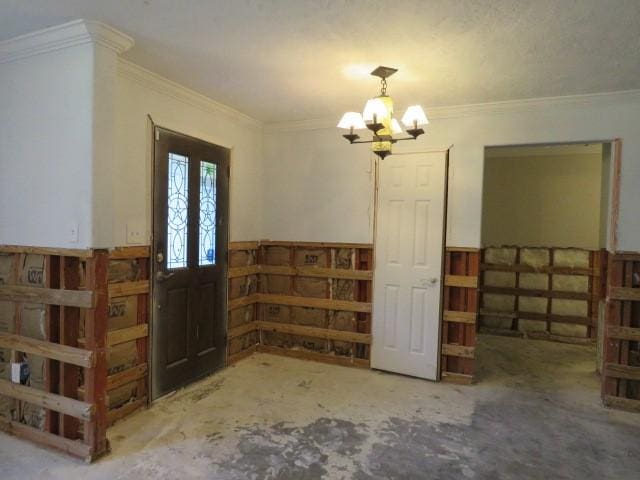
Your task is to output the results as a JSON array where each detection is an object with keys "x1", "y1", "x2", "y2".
[{"x1": 1, "y1": 335, "x2": 639, "y2": 479}]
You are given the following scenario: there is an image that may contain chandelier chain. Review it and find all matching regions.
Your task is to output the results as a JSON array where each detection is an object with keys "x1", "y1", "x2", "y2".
[{"x1": 380, "y1": 77, "x2": 387, "y2": 95}]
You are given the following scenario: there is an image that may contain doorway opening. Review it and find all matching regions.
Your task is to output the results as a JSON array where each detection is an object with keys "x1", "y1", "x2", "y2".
[
  {"x1": 476, "y1": 142, "x2": 612, "y2": 388},
  {"x1": 151, "y1": 128, "x2": 230, "y2": 400}
]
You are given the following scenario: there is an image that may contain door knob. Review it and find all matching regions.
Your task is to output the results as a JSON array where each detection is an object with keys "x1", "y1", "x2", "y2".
[
  {"x1": 420, "y1": 277, "x2": 439, "y2": 287},
  {"x1": 156, "y1": 271, "x2": 175, "y2": 282}
]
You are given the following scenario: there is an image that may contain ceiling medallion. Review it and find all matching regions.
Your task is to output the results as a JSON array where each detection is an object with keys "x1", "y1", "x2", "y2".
[{"x1": 337, "y1": 66, "x2": 428, "y2": 160}]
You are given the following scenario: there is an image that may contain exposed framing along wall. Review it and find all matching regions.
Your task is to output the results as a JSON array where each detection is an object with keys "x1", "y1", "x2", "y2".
[
  {"x1": 602, "y1": 252, "x2": 640, "y2": 413},
  {"x1": 227, "y1": 241, "x2": 373, "y2": 368},
  {"x1": 79, "y1": 247, "x2": 150, "y2": 427},
  {"x1": 479, "y1": 246, "x2": 607, "y2": 343},
  {"x1": 0, "y1": 246, "x2": 109, "y2": 462},
  {"x1": 440, "y1": 247, "x2": 480, "y2": 385}
]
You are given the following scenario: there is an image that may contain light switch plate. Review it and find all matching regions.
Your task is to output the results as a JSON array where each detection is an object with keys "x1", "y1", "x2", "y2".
[
  {"x1": 69, "y1": 223, "x2": 79, "y2": 243},
  {"x1": 126, "y1": 220, "x2": 145, "y2": 245}
]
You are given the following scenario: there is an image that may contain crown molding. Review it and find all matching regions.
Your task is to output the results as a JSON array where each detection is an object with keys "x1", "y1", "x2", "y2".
[
  {"x1": 117, "y1": 58, "x2": 263, "y2": 130},
  {"x1": 0, "y1": 19, "x2": 134, "y2": 64},
  {"x1": 264, "y1": 89, "x2": 640, "y2": 133}
]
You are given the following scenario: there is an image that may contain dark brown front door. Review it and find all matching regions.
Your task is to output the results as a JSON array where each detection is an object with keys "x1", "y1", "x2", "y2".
[{"x1": 151, "y1": 128, "x2": 229, "y2": 400}]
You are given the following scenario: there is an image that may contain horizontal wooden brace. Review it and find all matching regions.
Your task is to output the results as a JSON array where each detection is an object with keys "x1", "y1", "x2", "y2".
[
  {"x1": 108, "y1": 324, "x2": 148, "y2": 347},
  {"x1": 606, "y1": 325, "x2": 640, "y2": 341},
  {"x1": 443, "y1": 310, "x2": 477, "y2": 324},
  {"x1": 3, "y1": 420, "x2": 92, "y2": 460},
  {"x1": 479, "y1": 308, "x2": 594, "y2": 326},
  {"x1": 227, "y1": 344, "x2": 258, "y2": 365},
  {"x1": 604, "y1": 363, "x2": 640, "y2": 381},
  {"x1": 228, "y1": 265, "x2": 261, "y2": 278},
  {"x1": 0, "y1": 285, "x2": 94, "y2": 308},
  {"x1": 0, "y1": 245, "x2": 93, "y2": 258},
  {"x1": 260, "y1": 265, "x2": 374, "y2": 281},
  {"x1": 442, "y1": 344, "x2": 475, "y2": 359},
  {"x1": 259, "y1": 240, "x2": 373, "y2": 249},
  {"x1": 107, "y1": 397, "x2": 147, "y2": 426},
  {"x1": 107, "y1": 363, "x2": 148, "y2": 391},
  {"x1": 256, "y1": 344, "x2": 370, "y2": 368},
  {"x1": 229, "y1": 241, "x2": 260, "y2": 251},
  {"x1": 481, "y1": 263, "x2": 594, "y2": 276},
  {"x1": 108, "y1": 246, "x2": 150, "y2": 259},
  {"x1": 441, "y1": 372, "x2": 473, "y2": 385},
  {"x1": 0, "y1": 379, "x2": 94, "y2": 421},
  {"x1": 257, "y1": 320, "x2": 372, "y2": 344},
  {"x1": 258, "y1": 293, "x2": 372, "y2": 313},
  {"x1": 109, "y1": 280, "x2": 149, "y2": 298},
  {"x1": 228, "y1": 322, "x2": 258, "y2": 340},
  {"x1": 0, "y1": 332, "x2": 94, "y2": 368},
  {"x1": 603, "y1": 395, "x2": 640, "y2": 413},
  {"x1": 445, "y1": 247, "x2": 480, "y2": 253},
  {"x1": 481, "y1": 285, "x2": 591, "y2": 301},
  {"x1": 444, "y1": 275, "x2": 478, "y2": 288},
  {"x1": 228, "y1": 294, "x2": 260, "y2": 310},
  {"x1": 609, "y1": 287, "x2": 640, "y2": 301}
]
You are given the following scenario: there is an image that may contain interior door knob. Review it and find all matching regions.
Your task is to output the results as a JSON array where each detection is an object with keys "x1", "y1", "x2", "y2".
[{"x1": 156, "y1": 271, "x2": 175, "y2": 282}]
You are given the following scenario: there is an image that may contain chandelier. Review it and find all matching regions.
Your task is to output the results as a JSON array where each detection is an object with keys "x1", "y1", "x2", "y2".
[{"x1": 337, "y1": 66, "x2": 428, "y2": 159}]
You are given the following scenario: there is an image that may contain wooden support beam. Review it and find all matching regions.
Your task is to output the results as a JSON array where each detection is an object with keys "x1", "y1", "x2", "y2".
[
  {"x1": 6, "y1": 421, "x2": 92, "y2": 460},
  {"x1": 0, "y1": 285, "x2": 94, "y2": 308},
  {"x1": 107, "y1": 363, "x2": 148, "y2": 391},
  {"x1": 258, "y1": 293, "x2": 372, "y2": 313},
  {"x1": 256, "y1": 344, "x2": 369, "y2": 368},
  {"x1": 0, "y1": 332, "x2": 94, "y2": 368},
  {"x1": 256, "y1": 320, "x2": 372, "y2": 344},
  {"x1": 260, "y1": 265, "x2": 374, "y2": 280},
  {"x1": 441, "y1": 344, "x2": 475, "y2": 359},
  {"x1": 443, "y1": 310, "x2": 477, "y2": 324},
  {"x1": 228, "y1": 265, "x2": 261, "y2": 278},
  {"x1": 107, "y1": 324, "x2": 148, "y2": 347},
  {"x1": 107, "y1": 397, "x2": 147, "y2": 426},
  {"x1": 444, "y1": 275, "x2": 478, "y2": 288},
  {"x1": 481, "y1": 263, "x2": 594, "y2": 276},
  {"x1": 108, "y1": 246, "x2": 150, "y2": 259},
  {"x1": 228, "y1": 294, "x2": 260, "y2": 310},
  {"x1": 0, "y1": 245, "x2": 93, "y2": 258},
  {"x1": 606, "y1": 325, "x2": 640, "y2": 342},
  {"x1": 0, "y1": 379, "x2": 94, "y2": 420},
  {"x1": 604, "y1": 363, "x2": 640, "y2": 381},
  {"x1": 228, "y1": 241, "x2": 260, "y2": 251},
  {"x1": 228, "y1": 344, "x2": 258, "y2": 365},
  {"x1": 609, "y1": 287, "x2": 640, "y2": 302},
  {"x1": 108, "y1": 280, "x2": 149, "y2": 298},
  {"x1": 228, "y1": 322, "x2": 258, "y2": 340},
  {"x1": 441, "y1": 372, "x2": 473, "y2": 385},
  {"x1": 603, "y1": 395, "x2": 640, "y2": 413},
  {"x1": 479, "y1": 309, "x2": 594, "y2": 326},
  {"x1": 480, "y1": 285, "x2": 591, "y2": 301}
]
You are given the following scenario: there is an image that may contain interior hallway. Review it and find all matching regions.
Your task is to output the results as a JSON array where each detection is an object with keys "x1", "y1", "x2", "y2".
[{"x1": 1, "y1": 335, "x2": 639, "y2": 480}]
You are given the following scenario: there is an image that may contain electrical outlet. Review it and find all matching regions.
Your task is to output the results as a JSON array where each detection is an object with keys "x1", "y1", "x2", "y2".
[
  {"x1": 11, "y1": 362, "x2": 29, "y2": 384},
  {"x1": 69, "y1": 223, "x2": 79, "y2": 243},
  {"x1": 126, "y1": 221, "x2": 145, "y2": 245}
]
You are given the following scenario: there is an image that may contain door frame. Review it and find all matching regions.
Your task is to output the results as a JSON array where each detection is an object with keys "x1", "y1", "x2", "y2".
[
  {"x1": 371, "y1": 147, "x2": 452, "y2": 380},
  {"x1": 149, "y1": 124, "x2": 231, "y2": 401}
]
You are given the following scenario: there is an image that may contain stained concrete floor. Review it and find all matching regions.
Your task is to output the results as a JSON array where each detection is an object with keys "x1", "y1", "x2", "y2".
[{"x1": 1, "y1": 335, "x2": 639, "y2": 479}]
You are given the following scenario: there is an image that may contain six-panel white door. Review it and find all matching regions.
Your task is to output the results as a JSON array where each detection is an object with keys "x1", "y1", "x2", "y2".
[{"x1": 372, "y1": 151, "x2": 446, "y2": 379}]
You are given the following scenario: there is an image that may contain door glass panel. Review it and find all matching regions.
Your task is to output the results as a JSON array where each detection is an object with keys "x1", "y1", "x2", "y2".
[
  {"x1": 167, "y1": 153, "x2": 189, "y2": 269},
  {"x1": 199, "y1": 161, "x2": 217, "y2": 265}
]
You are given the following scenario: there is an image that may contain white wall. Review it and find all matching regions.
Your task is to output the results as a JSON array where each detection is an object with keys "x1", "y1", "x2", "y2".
[
  {"x1": 481, "y1": 152, "x2": 603, "y2": 249},
  {"x1": 111, "y1": 61, "x2": 264, "y2": 247},
  {"x1": 263, "y1": 93, "x2": 640, "y2": 252},
  {"x1": 0, "y1": 45, "x2": 95, "y2": 248}
]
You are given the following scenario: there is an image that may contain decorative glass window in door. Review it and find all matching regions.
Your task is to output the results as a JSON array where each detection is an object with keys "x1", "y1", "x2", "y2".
[
  {"x1": 199, "y1": 161, "x2": 217, "y2": 265},
  {"x1": 167, "y1": 153, "x2": 189, "y2": 269}
]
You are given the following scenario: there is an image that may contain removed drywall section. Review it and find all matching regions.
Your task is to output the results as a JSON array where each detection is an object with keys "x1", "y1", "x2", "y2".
[{"x1": 479, "y1": 246, "x2": 606, "y2": 342}]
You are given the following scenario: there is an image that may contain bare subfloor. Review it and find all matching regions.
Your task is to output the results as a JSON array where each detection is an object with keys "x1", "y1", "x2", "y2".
[{"x1": 1, "y1": 335, "x2": 639, "y2": 479}]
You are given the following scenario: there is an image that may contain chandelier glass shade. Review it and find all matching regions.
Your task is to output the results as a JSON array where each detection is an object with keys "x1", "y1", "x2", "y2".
[{"x1": 337, "y1": 66, "x2": 428, "y2": 159}]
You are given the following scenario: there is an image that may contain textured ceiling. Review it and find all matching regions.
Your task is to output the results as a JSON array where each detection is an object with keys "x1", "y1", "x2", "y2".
[{"x1": 1, "y1": 0, "x2": 639, "y2": 123}]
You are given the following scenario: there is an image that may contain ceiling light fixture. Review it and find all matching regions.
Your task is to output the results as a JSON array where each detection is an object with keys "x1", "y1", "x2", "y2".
[{"x1": 337, "y1": 66, "x2": 428, "y2": 160}]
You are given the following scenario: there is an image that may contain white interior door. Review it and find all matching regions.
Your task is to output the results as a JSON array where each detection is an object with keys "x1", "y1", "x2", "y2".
[{"x1": 372, "y1": 151, "x2": 447, "y2": 379}]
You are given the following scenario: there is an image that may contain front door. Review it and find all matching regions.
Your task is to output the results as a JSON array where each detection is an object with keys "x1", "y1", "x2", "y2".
[
  {"x1": 372, "y1": 151, "x2": 447, "y2": 379},
  {"x1": 152, "y1": 128, "x2": 229, "y2": 400}
]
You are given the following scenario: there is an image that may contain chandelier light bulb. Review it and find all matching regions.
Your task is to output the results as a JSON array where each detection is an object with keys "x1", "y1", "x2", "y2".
[
  {"x1": 362, "y1": 98, "x2": 389, "y2": 124},
  {"x1": 401, "y1": 105, "x2": 429, "y2": 127},
  {"x1": 337, "y1": 112, "x2": 367, "y2": 130}
]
